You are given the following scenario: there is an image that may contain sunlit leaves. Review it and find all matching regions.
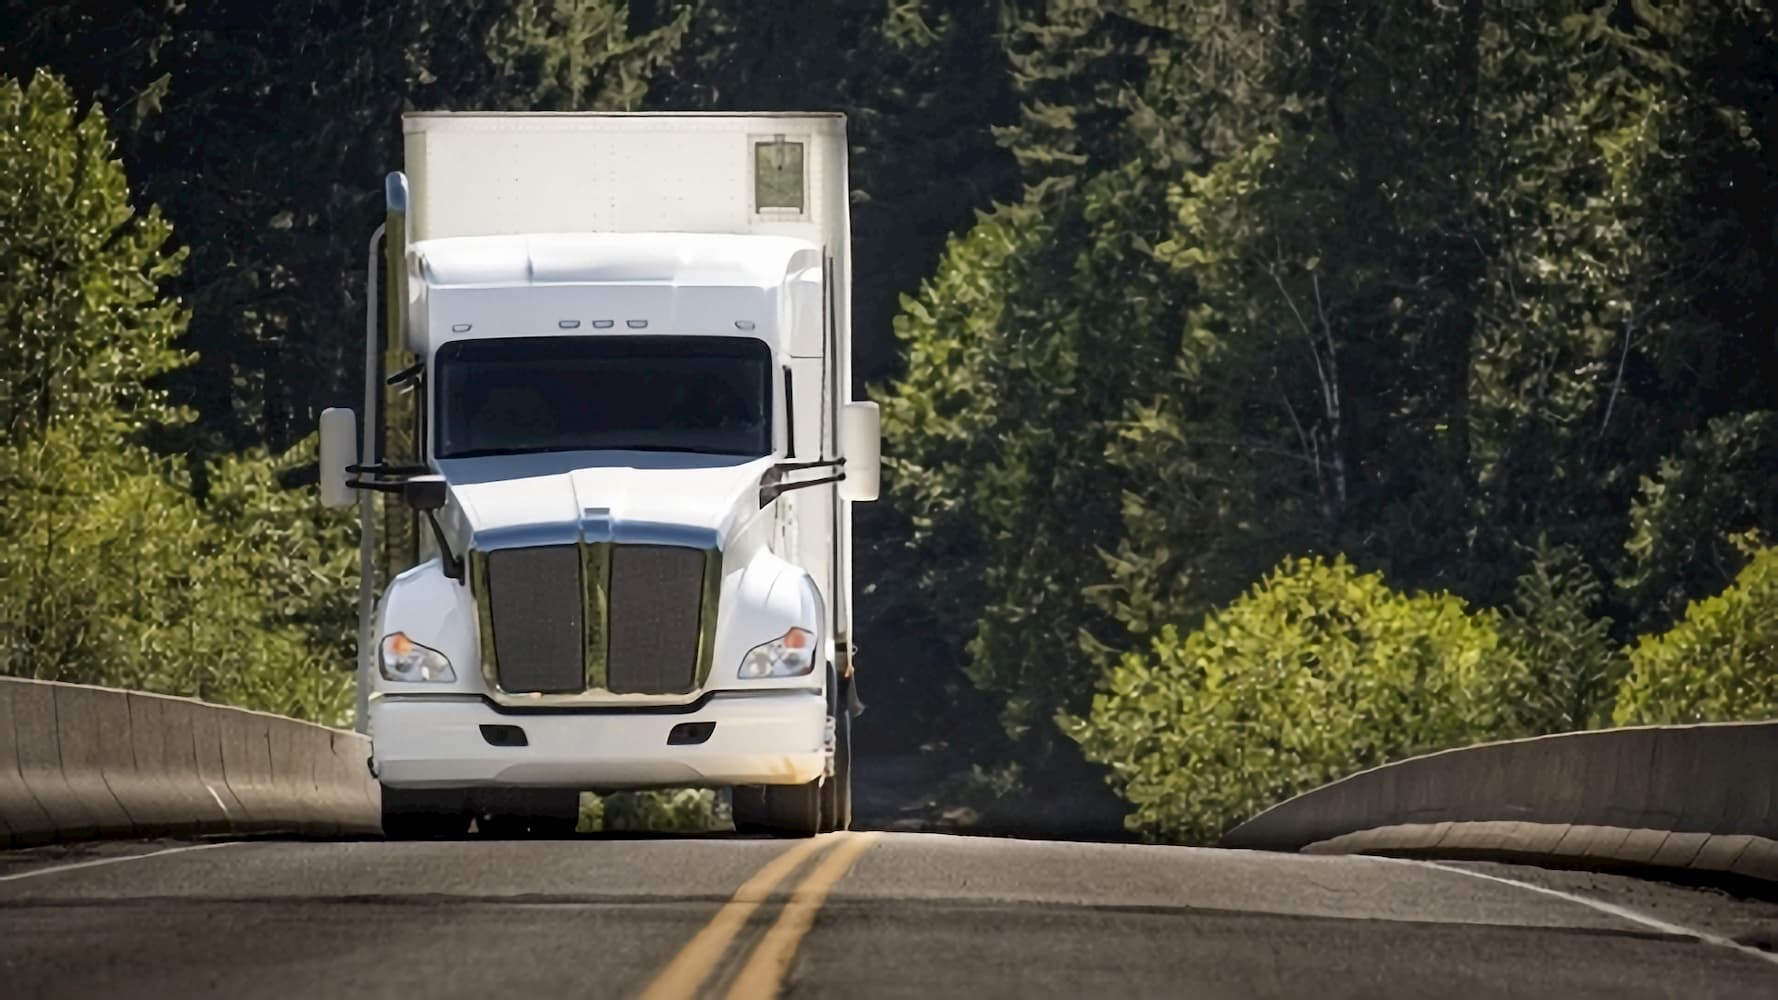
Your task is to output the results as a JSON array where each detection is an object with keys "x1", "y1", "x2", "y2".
[
  {"x1": 1065, "y1": 557, "x2": 1530, "y2": 844},
  {"x1": 0, "y1": 74, "x2": 355, "y2": 725},
  {"x1": 1614, "y1": 544, "x2": 1778, "y2": 727},
  {"x1": 0, "y1": 71, "x2": 189, "y2": 442}
]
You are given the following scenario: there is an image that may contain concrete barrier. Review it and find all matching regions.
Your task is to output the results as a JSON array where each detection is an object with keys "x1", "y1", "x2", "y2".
[
  {"x1": 1222, "y1": 721, "x2": 1778, "y2": 883},
  {"x1": 0, "y1": 682, "x2": 54, "y2": 847},
  {"x1": 0, "y1": 677, "x2": 378, "y2": 846},
  {"x1": 187, "y1": 702, "x2": 249, "y2": 832}
]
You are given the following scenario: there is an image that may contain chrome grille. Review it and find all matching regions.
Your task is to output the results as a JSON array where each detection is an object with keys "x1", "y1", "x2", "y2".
[
  {"x1": 486, "y1": 545, "x2": 584, "y2": 693},
  {"x1": 475, "y1": 538, "x2": 717, "y2": 701},
  {"x1": 608, "y1": 545, "x2": 707, "y2": 694}
]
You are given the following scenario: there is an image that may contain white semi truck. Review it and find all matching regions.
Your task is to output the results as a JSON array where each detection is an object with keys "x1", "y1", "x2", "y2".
[{"x1": 317, "y1": 113, "x2": 878, "y2": 838}]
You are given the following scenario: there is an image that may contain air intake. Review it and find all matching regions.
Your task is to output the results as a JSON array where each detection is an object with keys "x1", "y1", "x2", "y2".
[
  {"x1": 486, "y1": 545, "x2": 584, "y2": 694},
  {"x1": 607, "y1": 545, "x2": 707, "y2": 694}
]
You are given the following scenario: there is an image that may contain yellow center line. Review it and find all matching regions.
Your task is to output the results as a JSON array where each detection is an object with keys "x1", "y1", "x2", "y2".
[
  {"x1": 725, "y1": 832, "x2": 882, "y2": 999},
  {"x1": 638, "y1": 835, "x2": 836, "y2": 1000}
]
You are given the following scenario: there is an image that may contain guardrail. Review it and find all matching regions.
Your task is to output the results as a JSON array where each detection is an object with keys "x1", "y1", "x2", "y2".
[
  {"x1": 1221, "y1": 722, "x2": 1778, "y2": 883},
  {"x1": 0, "y1": 677, "x2": 379, "y2": 847}
]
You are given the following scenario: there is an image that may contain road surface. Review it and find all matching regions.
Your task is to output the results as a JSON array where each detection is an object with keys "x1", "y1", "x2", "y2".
[{"x1": 3, "y1": 832, "x2": 1776, "y2": 997}]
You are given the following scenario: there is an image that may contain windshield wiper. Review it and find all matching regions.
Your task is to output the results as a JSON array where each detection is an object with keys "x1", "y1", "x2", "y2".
[{"x1": 760, "y1": 458, "x2": 846, "y2": 505}]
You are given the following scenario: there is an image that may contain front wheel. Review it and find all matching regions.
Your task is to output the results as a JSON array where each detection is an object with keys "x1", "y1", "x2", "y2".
[{"x1": 732, "y1": 781, "x2": 822, "y2": 838}]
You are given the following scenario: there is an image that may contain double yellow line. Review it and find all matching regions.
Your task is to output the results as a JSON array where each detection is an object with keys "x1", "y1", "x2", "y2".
[{"x1": 640, "y1": 831, "x2": 881, "y2": 1000}]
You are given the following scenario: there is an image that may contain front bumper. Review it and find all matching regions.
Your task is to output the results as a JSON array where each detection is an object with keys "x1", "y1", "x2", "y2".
[{"x1": 370, "y1": 691, "x2": 827, "y2": 790}]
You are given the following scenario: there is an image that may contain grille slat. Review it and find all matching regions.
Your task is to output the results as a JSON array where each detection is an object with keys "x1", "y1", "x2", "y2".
[
  {"x1": 488, "y1": 546, "x2": 584, "y2": 693},
  {"x1": 608, "y1": 545, "x2": 706, "y2": 694}
]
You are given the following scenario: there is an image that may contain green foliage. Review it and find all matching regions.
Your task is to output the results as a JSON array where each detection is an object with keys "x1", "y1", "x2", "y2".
[
  {"x1": 0, "y1": 71, "x2": 188, "y2": 441},
  {"x1": 880, "y1": 158, "x2": 1186, "y2": 747},
  {"x1": 488, "y1": 1, "x2": 689, "y2": 111},
  {"x1": 891, "y1": 0, "x2": 1778, "y2": 818},
  {"x1": 996, "y1": 1, "x2": 1152, "y2": 190},
  {"x1": 0, "y1": 435, "x2": 356, "y2": 724},
  {"x1": 0, "y1": 72, "x2": 354, "y2": 725},
  {"x1": 595, "y1": 789, "x2": 725, "y2": 834},
  {"x1": 575, "y1": 789, "x2": 726, "y2": 835},
  {"x1": 1499, "y1": 540, "x2": 1625, "y2": 733},
  {"x1": 1459, "y1": 1, "x2": 1778, "y2": 603},
  {"x1": 873, "y1": 215, "x2": 1025, "y2": 733},
  {"x1": 0, "y1": 430, "x2": 354, "y2": 725},
  {"x1": 1620, "y1": 413, "x2": 1778, "y2": 630},
  {"x1": 1615, "y1": 545, "x2": 1778, "y2": 727},
  {"x1": 1065, "y1": 557, "x2": 1531, "y2": 843}
]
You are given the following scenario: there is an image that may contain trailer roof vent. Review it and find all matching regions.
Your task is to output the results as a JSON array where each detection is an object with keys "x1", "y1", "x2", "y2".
[
  {"x1": 754, "y1": 137, "x2": 806, "y2": 214},
  {"x1": 558, "y1": 320, "x2": 580, "y2": 329},
  {"x1": 592, "y1": 320, "x2": 615, "y2": 329},
  {"x1": 626, "y1": 320, "x2": 649, "y2": 329}
]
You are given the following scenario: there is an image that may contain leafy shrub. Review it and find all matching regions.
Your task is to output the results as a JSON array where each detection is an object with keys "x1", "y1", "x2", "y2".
[
  {"x1": 1614, "y1": 544, "x2": 1778, "y2": 726},
  {"x1": 1500, "y1": 540, "x2": 1626, "y2": 732},
  {"x1": 595, "y1": 789, "x2": 725, "y2": 833},
  {"x1": 1064, "y1": 557, "x2": 1531, "y2": 844},
  {"x1": 1619, "y1": 413, "x2": 1778, "y2": 631},
  {"x1": 0, "y1": 428, "x2": 356, "y2": 726}
]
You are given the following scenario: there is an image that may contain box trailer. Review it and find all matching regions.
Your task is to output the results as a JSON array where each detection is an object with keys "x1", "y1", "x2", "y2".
[{"x1": 318, "y1": 113, "x2": 878, "y2": 838}]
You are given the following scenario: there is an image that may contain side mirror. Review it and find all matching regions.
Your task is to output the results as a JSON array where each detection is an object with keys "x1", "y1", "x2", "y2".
[
  {"x1": 318, "y1": 407, "x2": 357, "y2": 509},
  {"x1": 402, "y1": 475, "x2": 449, "y2": 512},
  {"x1": 838, "y1": 401, "x2": 880, "y2": 502}
]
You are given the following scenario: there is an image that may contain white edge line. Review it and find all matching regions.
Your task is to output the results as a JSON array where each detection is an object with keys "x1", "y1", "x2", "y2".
[
  {"x1": 1380, "y1": 856, "x2": 1778, "y2": 969},
  {"x1": 0, "y1": 841, "x2": 241, "y2": 884}
]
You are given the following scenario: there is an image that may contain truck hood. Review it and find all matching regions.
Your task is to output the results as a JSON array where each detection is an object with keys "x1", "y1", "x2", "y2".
[{"x1": 440, "y1": 452, "x2": 779, "y2": 548}]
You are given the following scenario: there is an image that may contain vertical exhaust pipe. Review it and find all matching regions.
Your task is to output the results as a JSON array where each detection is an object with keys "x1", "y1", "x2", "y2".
[
  {"x1": 356, "y1": 222, "x2": 384, "y2": 733},
  {"x1": 381, "y1": 172, "x2": 420, "y2": 573}
]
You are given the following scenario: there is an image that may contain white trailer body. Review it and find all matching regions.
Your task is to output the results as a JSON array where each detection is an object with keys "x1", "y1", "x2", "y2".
[{"x1": 319, "y1": 114, "x2": 877, "y2": 837}]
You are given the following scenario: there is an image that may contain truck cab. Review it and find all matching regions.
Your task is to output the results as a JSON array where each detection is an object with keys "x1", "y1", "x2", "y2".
[{"x1": 318, "y1": 114, "x2": 877, "y2": 838}]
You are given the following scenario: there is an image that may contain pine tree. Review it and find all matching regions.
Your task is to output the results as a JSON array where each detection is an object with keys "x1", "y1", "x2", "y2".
[
  {"x1": 488, "y1": 0, "x2": 690, "y2": 111},
  {"x1": 0, "y1": 71, "x2": 355, "y2": 723}
]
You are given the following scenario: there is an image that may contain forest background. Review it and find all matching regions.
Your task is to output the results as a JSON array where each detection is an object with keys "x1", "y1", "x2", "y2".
[{"x1": 3, "y1": 0, "x2": 1776, "y2": 841}]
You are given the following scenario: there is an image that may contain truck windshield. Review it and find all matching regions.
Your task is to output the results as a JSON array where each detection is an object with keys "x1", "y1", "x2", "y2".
[{"x1": 435, "y1": 336, "x2": 772, "y2": 459}]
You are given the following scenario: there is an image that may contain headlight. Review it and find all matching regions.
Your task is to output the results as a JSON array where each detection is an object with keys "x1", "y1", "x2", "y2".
[
  {"x1": 379, "y1": 632, "x2": 456, "y2": 682},
  {"x1": 738, "y1": 627, "x2": 816, "y2": 679}
]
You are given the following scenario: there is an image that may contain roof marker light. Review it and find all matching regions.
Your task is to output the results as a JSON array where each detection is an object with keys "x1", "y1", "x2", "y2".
[
  {"x1": 592, "y1": 320, "x2": 615, "y2": 329},
  {"x1": 627, "y1": 320, "x2": 649, "y2": 329},
  {"x1": 558, "y1": 320, "x2": 581, "y2": 329},
  {"x1": 451, "y1": 323, "x2": 472, "y2": 333},
  {"x1": 736, "y1": 320, "x2": 757, "y2": 331}
]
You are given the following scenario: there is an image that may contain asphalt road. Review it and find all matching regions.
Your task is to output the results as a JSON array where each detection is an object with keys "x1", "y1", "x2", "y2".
[{"x1": 3, "y1": 833, "x2": 1777, "y2": 998}]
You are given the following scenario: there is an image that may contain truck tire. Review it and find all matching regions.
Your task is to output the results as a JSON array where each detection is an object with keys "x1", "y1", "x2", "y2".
[
  {"x1": 767, "y1": 781, "x2": 823, "y2": 837},
  {"x1": 474, "y1": 789, "x2": 582, "y2": 839},
  {"x1": 820, "y1": 670, "x2": 853, "y2": 833},
  {"x1": 730, "y1": 786, "x2": 766, "y2": 834},
  {"x1": 380, "y1": 786, "x2": 471, "y2": 841},
  {"x1": 732, "y1": 781, "x2": 822, "y2": 838}
]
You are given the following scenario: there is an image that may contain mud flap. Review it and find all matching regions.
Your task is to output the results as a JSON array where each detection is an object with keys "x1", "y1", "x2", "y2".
[{"x1": 843, "y1": 671, "x2": 865, "y2": 718}]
